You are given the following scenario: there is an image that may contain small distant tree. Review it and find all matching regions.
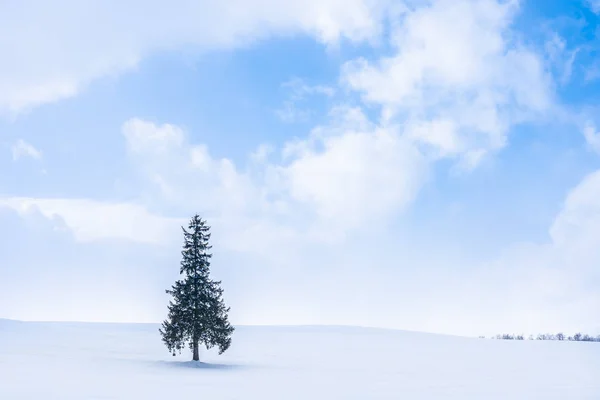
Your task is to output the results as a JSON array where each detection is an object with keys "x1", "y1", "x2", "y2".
[
  {"x1": 556, "y1": 333, "x2": 565, "y2": 341},
  {"x1": 160, "y1": 215, "x2": 234, "y2": 361},
  {"x1": 573, "y1": 333, "x2": 582, "y2": 342}
]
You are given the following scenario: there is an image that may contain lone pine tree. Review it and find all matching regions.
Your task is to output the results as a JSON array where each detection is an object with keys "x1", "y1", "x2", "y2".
[{"x1": 160, "y1": 215, "x2": 234, "y2": 361}]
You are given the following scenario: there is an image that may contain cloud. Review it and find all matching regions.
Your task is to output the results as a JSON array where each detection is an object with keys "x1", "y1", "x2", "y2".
[
  {"x1": 584, "y1": 63, "x2": 600, "y2": 83},
  {"x1": 342, "y1": 0, "x2": 553, "y2": 167},
  {"x1": 121, "y1": 106, "x2": 428, "y2": 244},
  {"x1": 282, "y1": 77, "x2": 336, "y2": 98},
  {"x1": 0, "y1": 206, "x2": 181, "y2": 323},
  {"x1": 3, "y1": 124, "x2": 600, "y2": 335},
  {"x1": 120, "y1": 118, "x2": 308, "y2": 258},
  {"x1": 550, "y1": 169, "x2": 600, "y2": 265},
  {"x1": 276, "y1": 77, "x2": 336, "y2": 123},
  {"x1": 0, "y1": 197, "x2": 181, "y2": 245},
  {"x1": 0, "y1": 0, "x2": 390, "y2": 114},
  {"x1": 86, "y1": 0, "x2": 599, "y2": 333},
  {"x1": 122, "y1": 118, "x2": 185, "y2": 155},
  {"x1": 4, "y1": 0, "x2": 599, "y2": 336},
  {"x1": 583, "y1": 122, "x2": 600, "y2": 153},
  {"x1": 544, "y1": 33, "x2": 581, "y2": 86},
  {"x1": 479, "y1": 169, "x2": 600, "y2": 334},
  {"x1": 3, "y1": 168, "x2": 600, "y2": 334},
  {"x1": 276, "y1": 103, "x2": 312, "y2": 124},
  {"x1": 276, "y1": 107, "x2": 426, "y2": 230},
  {"x1": 588, "y1": 0, "x2": 600, "y2": 14},
  {"x1": 410, "y1": 168, "x2": 600, "y2": 336},
  {"x1": 11, "y1": 139, "x2": 42, "y2": 161},
  {"x1": 250, "y1": 143, "x2": 275, "y2": 164},
  {"x1": 122, "y1": 118, "x2": 261, "y2": 217}
]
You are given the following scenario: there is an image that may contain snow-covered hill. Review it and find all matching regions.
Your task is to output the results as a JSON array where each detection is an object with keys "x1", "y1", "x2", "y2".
[{"x1": 1, "y1": 319, "x2": 599, "y2": 399}]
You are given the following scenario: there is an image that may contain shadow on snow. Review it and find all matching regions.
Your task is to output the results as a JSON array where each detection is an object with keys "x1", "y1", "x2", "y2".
[{"x1": 157, "y1": 360, "x2": 244, "y2": 370}]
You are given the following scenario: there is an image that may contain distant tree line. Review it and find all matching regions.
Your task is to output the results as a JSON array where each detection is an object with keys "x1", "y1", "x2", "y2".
[{"x1": 483, "y1": 333, "x2": 600, "y2": 342}]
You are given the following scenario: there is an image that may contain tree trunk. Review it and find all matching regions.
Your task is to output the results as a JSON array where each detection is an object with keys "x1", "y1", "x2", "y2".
[{"x1": 192, "y1": 340, "x2": 199, "y2": 361}]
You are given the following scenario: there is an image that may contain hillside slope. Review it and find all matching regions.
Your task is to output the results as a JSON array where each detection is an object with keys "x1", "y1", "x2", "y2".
[{"x1": 0, "y1": 320, "x2": 599, "y2": 399}]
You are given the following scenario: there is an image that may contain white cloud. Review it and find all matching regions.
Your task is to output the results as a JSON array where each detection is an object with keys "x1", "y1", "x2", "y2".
[
  {"x1": 0, "y1": 0, "x2": 390, "y2": 114},
  {"x1": 276, "y1": 107, "x2": 426, "y2": 229},
  {"x1": 6, "y1": 0, "x2": 599, "y2": 335},
  {"x1": 109, "y1": 0, "x2": 558, "y2": 251},
  {"x1": 342, "y1": 0, "x2": 553, "y2": 166},
  {"x1": 276, "y1": 102, "x2": 312, "y2": 124},
  {"x1": 121, "y1": 112, "x2": 427, "y2": 243},
  {"x1": 420, "y1": 169, "x2": 600, "y2": 335},
  {"x1": 584, "y1": 63, "x2": 600, "y2": 83},
  {"x1": 3, "y1": 168, "x2": 600, "y2": 335},
  {"x1": 0, "y1": 197, "x2": 181, "y2": 245},
  {"x1": 588, "y1": 0, "x2": 600, "y2": 14},
  {"x1": 120, "y1": 118, "x2": 313, "y2": 257},
  {"x1": 550, "y1": 169, "x2": 600, "y2": 265},
  {"x1": 122, "y1": 118, "x2": 261, "y2": 217},
  {"x1": 276, "y1": 77, "x2": 336, "y2": 123},
  {"x1": 4, "y1": 110, "x2": 427, "y2": 257},
  {"x1": 122, "y1": 119, "x2": 185, "y2": 155},
  {"x1": 405, "y1": 118, "x2": 460, "y2": 158},
  {"x1": 583, "y1": 122, "x2": 600, "y2": 153},
  {"x1": 11, "y1": 139, "x2": 42, "y2": 161},
  {"x1": 544, "y1": 33, "x2": 580, "y2": 86},
  {"x1": 282, "y1": 77, "x2": 336, "y2": 98},
  {"x1": 250, "y1": 143, "x2": 275, "y2": 164}
]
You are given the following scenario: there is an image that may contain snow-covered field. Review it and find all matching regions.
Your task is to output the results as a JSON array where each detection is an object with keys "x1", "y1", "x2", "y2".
[{"x1": 1, "y1": 319, "x2": 599, "y2": 399}]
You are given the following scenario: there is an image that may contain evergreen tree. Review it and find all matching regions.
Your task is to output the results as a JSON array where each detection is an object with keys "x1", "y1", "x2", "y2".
[{"x1": 159, "y1": 215, "x2": 234, "y2": 361}]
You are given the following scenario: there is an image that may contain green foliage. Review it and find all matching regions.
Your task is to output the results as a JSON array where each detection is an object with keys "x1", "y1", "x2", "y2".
[{"x1": 159, "y1": 215, "x2": 234, "y2": 359}]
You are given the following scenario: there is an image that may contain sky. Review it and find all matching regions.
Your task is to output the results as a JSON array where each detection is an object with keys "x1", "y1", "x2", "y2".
[{"x1": 1, "y1": 0, "x2": 600, "y2": 337}]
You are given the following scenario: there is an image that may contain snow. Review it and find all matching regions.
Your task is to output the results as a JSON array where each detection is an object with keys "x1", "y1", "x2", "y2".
[{"x1": 1, "y1": 319, "x2": 599, "y2": 399}]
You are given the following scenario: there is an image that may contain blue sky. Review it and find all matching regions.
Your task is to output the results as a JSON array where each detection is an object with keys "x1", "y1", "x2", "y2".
[{"x1": 1, "y1": 0, "x2": 600, "y2": 336}]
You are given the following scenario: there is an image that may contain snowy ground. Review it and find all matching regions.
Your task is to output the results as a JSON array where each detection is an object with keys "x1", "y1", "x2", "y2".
[{"x1": 1, "y1": 319, "x2": 599, "y2": 399}]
